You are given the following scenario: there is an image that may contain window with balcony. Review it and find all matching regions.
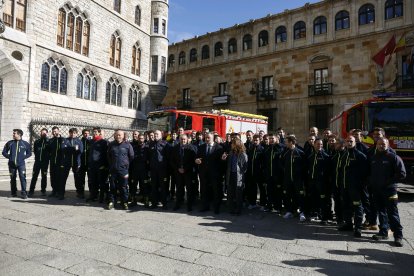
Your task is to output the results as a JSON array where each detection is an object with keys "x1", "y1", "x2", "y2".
[
  {"x1": 2, "y1": 0, "x2": 26, "y2": 32},
  {"x1": 218, "y1": 82, "x2": 227, "y2": 96},
  {"x1": 76, "y1": 69, "x2": 97, "y2": 101},
  {"x1": 294, "y1": 21, "x2": 306, "y2": 39},
  {"x1": 179, "y1": 88, "x2": 192, "y2": 109},
  {"x1": 41, "y1": 58, "x2": 68, "y2": 95},
  {"x1": 335, "y1": 10, "x2": 350, "y2": 30},
  {"x1": 105, "y1": 77, "x2": 122, "y2": 106},
  {"x1": 202, "y1": 45, "x2": 210, "y2": 59},
  {"x1": 243, "y1": 34, "x2": 252, "y2": 50},
  {"x1": 261, "y1": 76, "x2": 275, "y2": 98},
  {"x1": 359, "y1": 4, "x2": 375, "y2": 25},
  {"x1": 275, "y1": 26, "x2": 287, "y2": 43},
  {"x1": 385, "y1": 0, "x2": 403, "y2": 20},
  {"x1": 258, "y1": 30, "x2": 269, "y2": 47},
  {"x1": 313, "y1": 16, "x2": 327, "y2": 35},
  {"x1": 309, "y1": 68, "x2": 332, "y2": 96}
]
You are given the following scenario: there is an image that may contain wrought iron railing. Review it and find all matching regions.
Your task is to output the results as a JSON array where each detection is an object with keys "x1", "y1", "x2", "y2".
[{"x1": 308, "y1": 83, "x2": 333, "y2": 96}]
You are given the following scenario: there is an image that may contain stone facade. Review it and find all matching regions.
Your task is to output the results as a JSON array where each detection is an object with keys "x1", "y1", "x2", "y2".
[
  {"x1": 0, "y1": 0, "x2": 169, "y2": 142},
  {"x1": 165, "y1": 0, "x2": 414, "y2": 142}
]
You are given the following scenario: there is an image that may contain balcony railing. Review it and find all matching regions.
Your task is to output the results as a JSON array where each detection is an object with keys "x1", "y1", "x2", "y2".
[
  {"x1": 212, "y1": 95, "x2": 231, "y2": 105},
  {"x1": 258, "y1": 89, "x2": 277, "y2": 100},
  {"x1": 177, "y1": 98, "x2": 193, "y2": 109},
  {"x1": 397, "y1": 74, "x2": 414, "y2": 90},
  {"x1": 308, "y1": 83, "x2": 333, "y2": 96}
]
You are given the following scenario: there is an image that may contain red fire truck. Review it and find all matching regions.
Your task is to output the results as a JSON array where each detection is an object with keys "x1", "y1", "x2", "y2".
[
  {"x1": 147, "y1": 108, "x2": 268, "y2": 139},
  {"x1": 330, "y1": 91, "x2": 414, "y2": 183}
]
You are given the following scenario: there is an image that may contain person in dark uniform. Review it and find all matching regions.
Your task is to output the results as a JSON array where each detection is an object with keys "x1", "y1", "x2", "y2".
[
  {"x1": 276, "y1": 128, "x2": 285, "y2": 145},
  {"x1": 148, "y1": 130, "x2": 171, "y2": 209},
  {"x1": 28, "y1": 128, "x2": 49, "y2": 196},
  {"x1": 281, "y1": 135, "x2": 306, "y2": 222},
  {"x1": 48, "y1": 126, "x2": 66, "y2": 198},
  {"x1": 338, "y1": 135, "x2": 367, "y2": 237},
  {"x1": 129, "y1": 132, "x2": 150, "y2": 207},
  {"x1": 60, "y1": 128, "x2": 83, "y2": 200},
  {"x1": 171, "y1": 134, "x2": 196, "y2": 211},
  {"x1": 78, "y1": 129, "x2": 91, "y2": 199},
  {"x1": 303, "y1": 127, "x2": 319, "y2": 154},
  {"x1": 87, "y1": 128, "x2": 109, "y2": 203},
  {"x1": 224, "y1": 137, "x2": 248, "y2": 215},
  {"x1": 331, "y1": 138, "x2": 346, "y2": 224},
  {"x1": 322, "y1": 129, "x2": 332, "y2": 152},
  {"x1": 369, "y1": 137, "x2": 406, "y2": 247},
  {"x1": 2, "y1": 129, "x2": 32, "y2": 198},
  {"x1": 244, "y1": 130, "x2": 254, "y2": 152},
  {"x1": 246, "y1": 134, "x2": 264, "y2": 209},
  {"x1": 107, "y1": 130, "x2": 134, "y2": 210},
  {"x1": 307, "y1": 138, "x2": 330, "y2": 223},
  {"x1": 195, "y1": 132, "x2": 224, "y2": 214}
]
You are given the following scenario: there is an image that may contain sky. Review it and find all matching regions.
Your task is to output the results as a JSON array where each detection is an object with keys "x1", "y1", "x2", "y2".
[{"x1": 168, "y1": 0, "x2": 320, "y2": 44}]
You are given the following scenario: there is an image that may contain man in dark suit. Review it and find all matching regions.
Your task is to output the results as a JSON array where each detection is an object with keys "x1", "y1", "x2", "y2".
[{"x1": 195, "y1": 133, "x2": 224, "y2": 214}]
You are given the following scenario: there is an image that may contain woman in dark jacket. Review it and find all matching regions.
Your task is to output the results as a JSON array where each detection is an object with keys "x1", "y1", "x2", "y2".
[{"x1": 223, "y1": 137, "x2": 248, "y2": 215}]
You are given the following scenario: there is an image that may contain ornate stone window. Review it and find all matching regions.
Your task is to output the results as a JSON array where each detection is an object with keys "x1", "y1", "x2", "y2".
[
  {"x1": 105, "y1": 77, "x2": 122, "y2": 106},
  {"x1": 313, "y1": 16, "x2": 327, "y2": 35},
  {"x1": 385, "y1": 0, "x2": 403, "y2": 20},
  {"x1": 201, "y1": 45, "x2": 210, "y2": 59},
  {"x1": 2, "y1": 0, "x2": 27, "y2": 32},
  {"x1": 128, "y1": 85, "x2": 142, "y2": 110},
  {"x1": 258, "y1": 30, "x2": 269, "y2": 47},
  {"x1": 40, "y1": 58, "x2": 68, "y2": 95},
  {"x1": 228, "y1": 38, "x2": 237, "y2": 54},
  {"x1": 76, "y1": 69, "x2": 97, "y2": 101},
  {"x1": 135, "y1": 6, "x2": 141, "y2": 26},
  {"x1": 359, "y1": 4, "x2": 375, "y2": 25},
  {"x1": 110, "y1": 31, "x2": 122, "y2": 68},
  {"x1": 243, "y1": 34, "x2": 252, "y2": 50},
  {"x1": 190, "y1": 48, "x2": 197, "y2": 62},
  {"x1": 275, "y1": 26, "x2": 287, "y2": 43},
  {"x1": 335, "y1": 10, "x2": 350, "y2": 30},
  {"x1": 131, "y1": 43, "x2": 141, "y2": 76},
  {"x1": 294, "y1": 21, "x2": 306, "y2": 39},
  {"x1": 214, "y1": 42, "x2": 223, "y2": 57}
]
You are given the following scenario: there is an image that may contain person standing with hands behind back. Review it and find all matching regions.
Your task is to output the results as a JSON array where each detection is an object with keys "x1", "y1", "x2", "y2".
[{"x1": 223, "y1": 137, "x2": 248, "y2": 215}]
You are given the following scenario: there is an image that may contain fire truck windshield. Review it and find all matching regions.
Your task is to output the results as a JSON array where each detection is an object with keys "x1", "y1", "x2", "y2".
[
  {"x1": 147, "y1": 112, "x2": 174, "y2": 132},
  {"x1": 365, "y1": 102, "x2": 414, "y2": 136}
]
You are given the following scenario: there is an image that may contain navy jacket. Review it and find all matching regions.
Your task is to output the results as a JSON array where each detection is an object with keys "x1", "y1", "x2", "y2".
[
  {"x1": 281, "y1": 147, "x2": 306, "y2": 184},
  {"x1": 170, "y1": 143, "x2": 196, "y2": 174},
  {"x1": 107, "y1": 140, "x2": 134, "y2": 174},
  {"x1": 63, "y1": 137, "x2": 83, "y2": 167},
  {"x1": 48, "y1": 136, "x2": 66, "y2": 166},
  {"x1": 148, "y1": 140, "x2": 171, "y2": 171},
  {"x1": 2, "y1": 139, "x2": 32, "y2": 167},
  {"x1": 247, "y1": 144, "x2": 264, "y2": 178},
  {"x1": 80, "y1": 137, "x2": 91, "y2": 168},
  {"x1": 308, "y1": 149, "x2": 330, "y2": 183},
  {"x1": 340, "y1": 147, "x2": 367, "y2": 189},
  {"x1": 263, "y1": 144, "x2": 284, "y2": 179},
  {"x1": 369, "y1": 149, "x2": 406, "y2": 192},
  {"x1": 88, "y1": 138, "x2": 109, "y2": 169},
  {"x1": 196, "y1": 143, "x2": 224, "y2": 178},
  {"x1": 130, "y1": 140, "x2": 149, "y2": 172},
  {"x1": 33, "y1": 137, "x2": 49, "y2": 164}
]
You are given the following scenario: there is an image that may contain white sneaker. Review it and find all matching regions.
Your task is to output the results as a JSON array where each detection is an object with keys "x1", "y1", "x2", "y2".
[
  {"x1": 299, "y1": 212, "x2": 306, "y2": 222},
  {"x1": 283, "y1": 212, "x2": 293, "y2": 219}
]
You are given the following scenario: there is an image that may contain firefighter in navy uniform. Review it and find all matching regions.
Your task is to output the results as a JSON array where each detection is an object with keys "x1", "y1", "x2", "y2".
[
  {"x1": 370, "y1": 137, "x2": 406, "y2": 247},
  {"x1": 48, "y1": 126, "x2": 66, "y2": 198},
  {"x1": 129, "y1": 132, "x2": 150, "y2": 207},
  {"x1": 245, "y1": 134, "x2": 264, "y2": 209},
  {"x1": 307, "y1": 138, "x2": 330, "y2": 223},
  {"x1": 330, "y1": 138, "x2": 346, "y2": 224},
  {"x1": 2, "y1": 129, "x2": 32, "y2": 198},
  {"x1": 60, "y1": 128, "x2": 83, "y2": 200},
  {"x1": 337, "y1": 135, "x2": 367, "y2": 237},
  {"x1": 78, "y1": 129, "x2": 91, "y2": 199},
  {"x1": 28, "y1": 128, "x2": 49, "y2": 196}
]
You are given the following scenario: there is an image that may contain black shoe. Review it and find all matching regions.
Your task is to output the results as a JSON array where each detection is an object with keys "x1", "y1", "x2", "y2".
[
  {"x1": 28, "y1": 191, "x2": 34, "y2": 197},
  {"x1": 86, "y1": 197, "x2": 97, "y2": 202},
  {"x1": 354, "y1": 230, "x2": 362, "y2": 238},
  {"x1": 58, "y1": 196, "x2": 64, "y2": 200},
  {"x1": 173, "y1": 205, "x2": 180, "y2": 211},
  {"x1": 338, "y1": 224, "x2": 353, "y2": 231},
  {"x1": 21, "y1": 194, "x2": 28, "y2": 199},
  {"x1": 187, "y1": 206, "x2": 193, "y2": 212},
  {"x1": 48, "y1": 192, "x2": 56, "y2": 197},
  {"x1": 41, "y1": 191, "x2": 47, "y2": 196},
  {"x1": 394, "y1": 238, "x2": 403, "y2": 247},
  {"x1": 199, "y1": 208, "x2": 210, "y2": 212},
  {"x1": 214, "y1": 208, "x2": 220, "y2": 215},
  {"x1": 372, "y1": 234, "x2": 389, "y2": 241},
  {"x1": 11, "y1": 193, "x2": 17, "y2": 197},
  {"x1": 162, "y1": 204, "x2": 168, "y2": 210}
]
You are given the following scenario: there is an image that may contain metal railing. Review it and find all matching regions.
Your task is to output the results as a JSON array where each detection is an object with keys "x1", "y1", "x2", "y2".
[
  {"x1": 308, "y1": 83, "x2": 333, "y2": 96},
  {"x1": 212, "y1": 95, "x2": 231, "y2": 105},
  {"x1": 177, "y1": 98, "x2": 193, "y2": 109},
  {"x1": 258, "y1": 89, "x2": 277, "y2": 100}
]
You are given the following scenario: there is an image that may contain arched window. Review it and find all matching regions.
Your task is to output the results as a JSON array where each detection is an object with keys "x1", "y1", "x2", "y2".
[
  {"x1": 294, "y1": 21, "x2": 306, "y2": 39},
  {"x1": 275, "y1": 26, "x2": 287, "y2": 43},
  {"x1": 105, "y1": 77, "x2": 122, "y2": 106},
  {"x1": 110, "y1": 32, "x2": 122, "y2": 68},
  {"x1": 114, "y1": 0, "x2": 121, "y2": 13},
  {"x1": 131, "y1": 43, "x2": 141, "y2": 76},
  {"x1": 138, "y1": 91, "x2": 142, "y2": 111},
  {"x1": 178, "y1": 51, "x2": 186, "y2": 65},
  {"x1": 359, "y1": 4, "x2": 375, "y2": 25},
  {"x1": 76, "y1": 69, "x2": 97, "y2": 101},
  {"x1": 190, "y1": 48, "x2": 197, "y2": 62},
  {"x1": 40, "y1": 58, "x2": 67, "y2": 95},
  {"x1": 385, "y1": 0, "x2": 403, "y2": 20},
  {"x1": 258, "y1": 30, "x2": 269, "y2": 47},
  {"x1": 215, "y1": 42, "x2": 223, "y2": 57},
  {"x1": 3, "y1": 0, "x2": 27, "y2": 32},
  {"x1": 128, "y1": 85, "x2": 141, "y2": 110},
  {"x1": 228, "y1": 38, "x2": 237, "y2": 54},
  {"x1": 243, "y1": 34, "x2": 252, "y2": 50},
  {"x1": 168, "y1": 54, "x2": 175, "y2": 68},
  {"x1": 335, "y1": 10, "x2": 350, "y2": 30},
  {"x1": 314, "y1": 16, "x2": 327, "y2": 35},
  {"x1": 56, "y1": 5, "x2": 90, "y2": 56},
  {"x1": 135, "y1": 6, "x2": 141, "y2": 26},
  {"x1": 202, "y1": 45, "x2": 210, "y2": 59}
]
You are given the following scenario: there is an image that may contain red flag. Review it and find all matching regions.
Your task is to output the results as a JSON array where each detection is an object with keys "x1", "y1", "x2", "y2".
[{"x1": 372, "y1": 35, "x2": 396, "y2": 67}]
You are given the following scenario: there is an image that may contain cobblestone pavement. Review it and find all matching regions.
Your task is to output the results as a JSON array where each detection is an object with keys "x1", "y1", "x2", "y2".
[{"x1": 0, "y1": 177, "x2": 413, "y2": 275}]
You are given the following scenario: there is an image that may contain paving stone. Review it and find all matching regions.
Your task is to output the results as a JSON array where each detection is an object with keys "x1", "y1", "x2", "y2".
[
  {"x1": 65, "y1": 259, "x2": 144, "y2": 276},
  {"x1": 0, "y1": 251, "x2": 25, "y2": 268},
  {"x1": 29, "y1": 248, "x2": 87, "y2": 270},
  {"x1": 155, "y1": 245, "x2": 203, "y2": 263},
  {"x1": 118, "y1": 237, "x2": 167, "y2": 253},
  {"x1": 240, "y1": 261, "x2": 304, "y2": 275},
  {"x1": 195, "y1": 253, "x2": 247, "y2": 273},
  {"x1": 0, "y1": 260, "x2": 71, "y2": 276}
]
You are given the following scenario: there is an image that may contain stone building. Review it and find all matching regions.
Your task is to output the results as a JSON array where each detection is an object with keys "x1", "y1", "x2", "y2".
[
  {"x1": 0, "y1": 0, "x2": 169, "y2": 142},
  {"x1": 165, "y1": 0, "x2": 414, "y2": 142}
]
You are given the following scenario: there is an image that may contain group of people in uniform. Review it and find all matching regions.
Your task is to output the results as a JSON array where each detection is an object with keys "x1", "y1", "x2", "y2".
[{"x1": 2, "y1": 125, "x2": 407, "y2": 247}]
